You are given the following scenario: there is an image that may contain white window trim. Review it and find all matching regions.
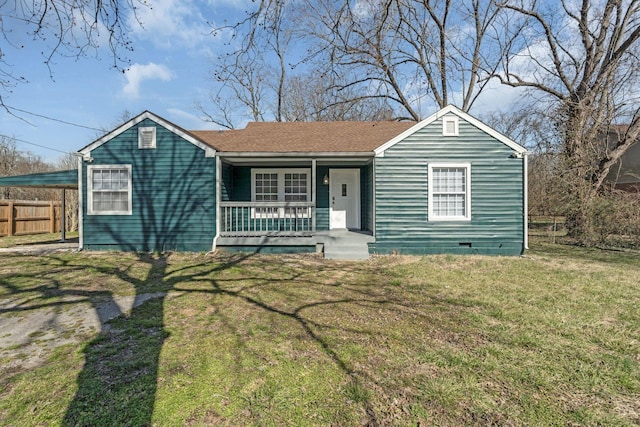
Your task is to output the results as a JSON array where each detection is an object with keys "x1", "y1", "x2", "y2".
[
  {"x1": 442, "y1": 115, "x2": 459, "y2": 136},
  {"x1": 251, "y1": 168, "x2": 311, "y2": 218},
  {"x1": 428, "y1": 162, "x2": 471, "y2": 221},
  {"x1": 87, "y1": 164, "x2": 133, "y2": 215},
  {"x1": 138, "y1": 126, "x2": 157, "y2": 149}
]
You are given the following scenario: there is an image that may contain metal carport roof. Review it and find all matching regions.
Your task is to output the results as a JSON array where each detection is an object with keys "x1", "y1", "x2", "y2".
[
  {"x1": 0, "y1": 170, "x2": 78, "y2": 189},
  {"x1": 0, "y1": 169, "x2": 78, "y2": 242}
]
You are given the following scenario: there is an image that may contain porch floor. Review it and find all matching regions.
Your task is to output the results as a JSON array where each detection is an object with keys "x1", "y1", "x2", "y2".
[{"x1": 215, "y1": 229, "x2": 374, "y2": 260}]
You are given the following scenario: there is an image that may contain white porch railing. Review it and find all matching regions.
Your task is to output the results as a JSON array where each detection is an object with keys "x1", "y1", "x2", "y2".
[{"x1": 220, "y1": 202, "x2": 315, "y2": 237}]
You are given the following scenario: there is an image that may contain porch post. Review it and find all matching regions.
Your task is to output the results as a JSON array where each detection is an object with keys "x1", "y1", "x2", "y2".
[
  {"x1": 212, "y1": 155, "x2": 222, "y2": 251},
  {"x1": 60, "y1": 189, "x2": 66, "y2": 242},
  {"x1": 311, "y1": 159, "x2": 316, "y2": 232}
]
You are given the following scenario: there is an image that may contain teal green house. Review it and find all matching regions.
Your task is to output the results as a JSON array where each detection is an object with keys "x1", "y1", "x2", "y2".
[{"x1": 1, "y1": 105, "x2": 529, "y2": 257}]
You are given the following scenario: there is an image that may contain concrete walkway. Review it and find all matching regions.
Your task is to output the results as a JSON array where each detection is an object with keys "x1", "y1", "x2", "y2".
[
  {"x1": 0, "y1": 291, "x2": 166, "y2": 370},
  {"x1": 0, "y1": 239, "x2": 79, "y2": 255}
]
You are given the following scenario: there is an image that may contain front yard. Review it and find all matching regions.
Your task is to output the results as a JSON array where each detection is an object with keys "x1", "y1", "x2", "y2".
[{"x1": 0, "y1": 236, "x2": 639, "y2": 426}]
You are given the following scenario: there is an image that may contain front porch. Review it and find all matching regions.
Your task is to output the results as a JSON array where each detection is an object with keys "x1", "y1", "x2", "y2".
[
  {"x1": 217, "y1": 156, "x2": 374, "y2": 229},
  {"x1": 215, "y1": 157, "x2": 375, "y2": 258}
]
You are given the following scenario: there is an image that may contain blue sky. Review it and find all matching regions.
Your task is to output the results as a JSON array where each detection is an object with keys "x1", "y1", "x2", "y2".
[{"x1": 0, "y1": 0, "x2": 253, "y2": 163}]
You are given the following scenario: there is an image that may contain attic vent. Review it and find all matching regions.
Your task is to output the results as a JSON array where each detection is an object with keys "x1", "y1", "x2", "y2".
[
  {"x1": 138, "y1": 127, "x2": 157, "y2": 149},
  {"x1": 442, "y1": 116, "x2": 459, "y2": 136}
]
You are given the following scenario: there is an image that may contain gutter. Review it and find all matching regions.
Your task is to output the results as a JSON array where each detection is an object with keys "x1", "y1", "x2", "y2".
[{"x1": 217, "y1": 151, "x2": 375, "y2": 158}]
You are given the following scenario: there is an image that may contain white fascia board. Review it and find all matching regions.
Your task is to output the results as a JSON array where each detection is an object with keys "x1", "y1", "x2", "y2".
[
  {"x1": 217, "y1": 151, "x2": 375, "y2": 158},
  {"x1": 374, "y1": 105, "x2": 527, "y2": 157},
  {"x1": 78, "y1": 111, "x2": 216, "y2": 157}
]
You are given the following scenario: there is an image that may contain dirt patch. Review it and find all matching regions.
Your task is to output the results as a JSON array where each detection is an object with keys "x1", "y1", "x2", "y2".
[
  {"x1": 0, "y1": 292, "x2": 165, "y2": 371},
  {"x1": 0, "y1": 240, "x2": 79, "y2": 255}
]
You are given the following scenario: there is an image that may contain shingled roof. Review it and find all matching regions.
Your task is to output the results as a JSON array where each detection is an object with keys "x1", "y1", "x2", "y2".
[{"x1": 190, "y1": 121, "x2": 417, "y2": 153}]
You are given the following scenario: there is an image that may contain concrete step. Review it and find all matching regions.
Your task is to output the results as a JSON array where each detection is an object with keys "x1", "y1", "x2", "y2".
[
  {"x1": 317, "y1": 229, "x2": 374, "y2": 260},
  {"x1": 324, "y1": 244, "x2": 370, "y2": 260}
]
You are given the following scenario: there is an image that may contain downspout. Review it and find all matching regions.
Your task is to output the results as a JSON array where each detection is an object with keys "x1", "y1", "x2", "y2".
[
  {"x1": 211, "y1": 155, "x2": 221, "y2": 252},
  {"x1": 524, "y1": 152, "x2": 529, "y2": 251}
]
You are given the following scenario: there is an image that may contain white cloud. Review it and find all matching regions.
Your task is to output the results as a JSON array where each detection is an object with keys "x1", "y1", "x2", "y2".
[
  {"x1": 128, "y1": 0, "x2": 211, "y2": 49},
  {"x1": 122, "y1": 63, "x2": 173, "y2": 98}
]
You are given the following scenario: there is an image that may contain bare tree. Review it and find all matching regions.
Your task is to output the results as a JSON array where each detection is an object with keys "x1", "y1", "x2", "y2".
[
  {"x1": 0, "y1": 136, "x2": 56, "y2": 200},
  {"x1": 281, "y1": 73, "x2": 396, "y2": 121},
  {"x1": 55, "y1": 152, "x2": 79, "y2": 232},
  {"x1": 494, "y1": 0, "x2": 640, "y2": 191},
  {"x1": 0, "y1": 136, "x2": 19, "y2": 199},
  {"x1": 199, "y1": 48, "x2": 270, "y2": 129},
  {"x1": 492, "y1": 0, "x2": 640, "y2": 239},
  {"x1": 1, "y1": 0, "x2": 146, "y2": 107},
  {"x1": 483, "y1": 108, "x2": 565, "y2": 216},
  {"x1": 303, "y1": 0, "x2": 504, "y2": 119},
  {"x1": 199, "y1": 0, "x2": 292, "y2": 128},
  {"x1": 202, "y1": 0, "x2": 504, "y2": 124}
]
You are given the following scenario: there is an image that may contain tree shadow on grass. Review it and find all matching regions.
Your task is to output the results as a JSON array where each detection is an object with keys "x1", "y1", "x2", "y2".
[
  {"x1": 61, "y1": 251, "x2": 262, "y2": 426},
  {"x1": 61, "y1": 254, "x2": 169, "y2": 426},
  {"x1": 1, "y1": 251, "x2": 398, "y2": 425},
  {"x1": 166, "y1": 257, "x2": 391, "y2": 426}
]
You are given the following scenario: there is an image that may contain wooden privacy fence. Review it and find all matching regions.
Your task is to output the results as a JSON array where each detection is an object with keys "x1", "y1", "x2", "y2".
[
  {"x1": 528, "y1": 215, "x2": 567, "y2": 243},
  {"x1": 0, "y1": 200, "x2": 61, "y2": 237}
]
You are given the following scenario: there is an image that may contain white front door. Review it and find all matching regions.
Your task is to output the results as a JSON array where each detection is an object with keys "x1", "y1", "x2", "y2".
[{"x1": 330, "y1": 169, "x2": 361, "y2": 230}]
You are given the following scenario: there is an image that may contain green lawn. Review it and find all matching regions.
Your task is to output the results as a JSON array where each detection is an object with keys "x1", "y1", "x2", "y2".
[
  {"x1": 1, "y1": 238, "x2": 639, "y2": 426},
  {"x1": 0, "y1": 231, "x2": 79, "y2": 248}
]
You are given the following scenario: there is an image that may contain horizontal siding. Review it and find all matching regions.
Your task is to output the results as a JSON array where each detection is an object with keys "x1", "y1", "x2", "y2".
[
  {"x1": 231, "y1": 166, "x2": 252, "y2": 201},
  {"x1": 221, "y1": 163, "x2": 233, "y2": 202},
  {"x1": 374, "y1": 118, "x2": 525, "y2": 255},
  {"x1": 82, "y1": 118, "x2": 216, "y2": 252}
]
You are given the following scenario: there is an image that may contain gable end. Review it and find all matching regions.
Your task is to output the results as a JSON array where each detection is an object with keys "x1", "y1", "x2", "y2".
[
  {"x1": 78, "y1": 111, "x2": 215, "y2": 157},
  {"x1": 375, "y1": 105, "x2": 526, "y2": 157}
]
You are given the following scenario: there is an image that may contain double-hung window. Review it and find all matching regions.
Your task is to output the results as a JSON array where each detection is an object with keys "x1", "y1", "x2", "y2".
[
  {"x1": 87, "y1": 165, "x2": 132, "y2": 215},
  {"x1": 283, "y1": 171, "x2": 309, "y2": 218},
  {"x1": 428, "y1": 163, "x2": 471, "y2": 221},
  {"x1": 254, "y1": 171, "x2": 279, "y2": 217},
  {"x1": 252, "y1": 169, "x2": 311, "y2": 218}
]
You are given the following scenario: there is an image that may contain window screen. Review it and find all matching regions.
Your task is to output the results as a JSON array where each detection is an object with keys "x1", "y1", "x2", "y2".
[
  {"x1": 430, "y1": 166, "x2": 469, "y2": 220},
  {"x1": 88, "y1": 166, "x2": 131, "y2": 215},
  {"x1": 254, "y1": 173, "x2": 278, "y2": 202},
  {"x1": 284, "y1": 172, "x2": 308, "y2": 202}
]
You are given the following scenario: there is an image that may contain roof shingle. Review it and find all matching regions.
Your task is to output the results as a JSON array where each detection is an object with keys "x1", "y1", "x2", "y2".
[{"x1": 190, "y1": 121, "x2": 417, "y2": 153}]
